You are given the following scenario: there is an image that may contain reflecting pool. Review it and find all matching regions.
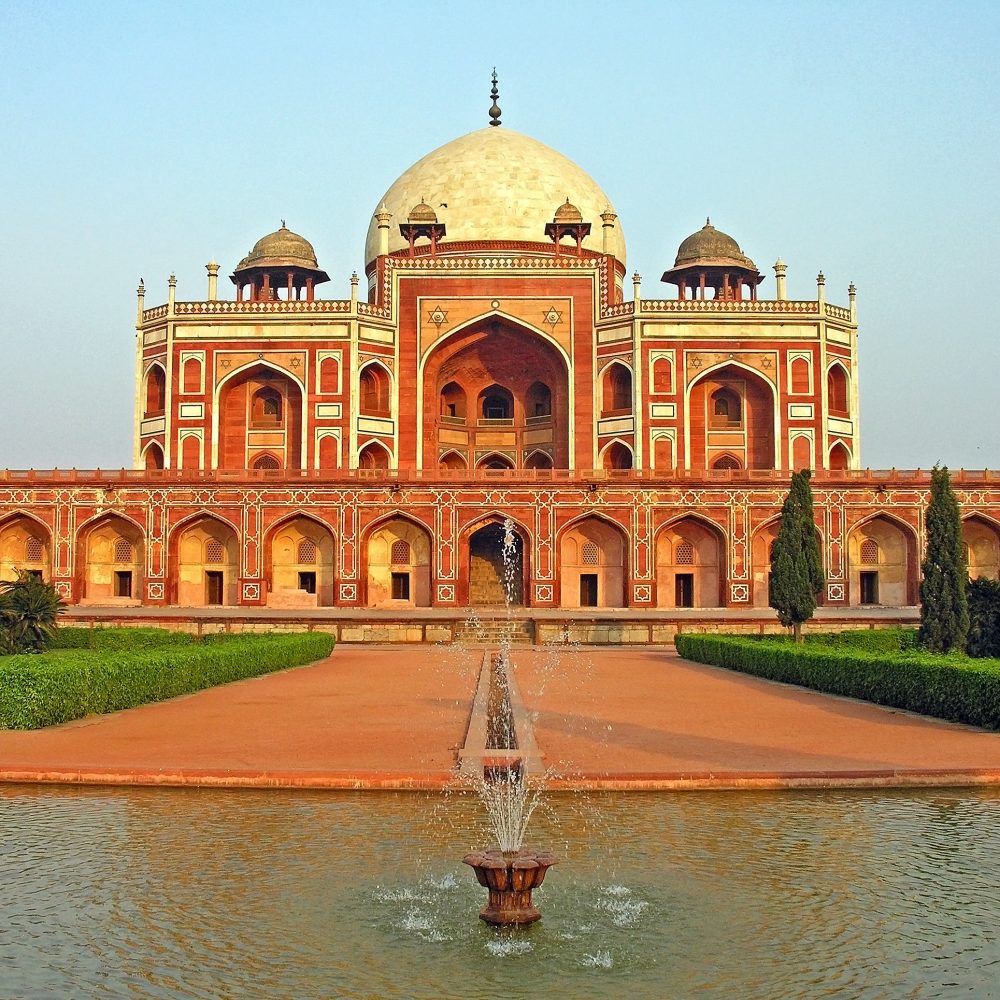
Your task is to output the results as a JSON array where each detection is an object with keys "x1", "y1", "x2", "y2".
[{"x1": 2, "y1": 786, "x2": 998, "y2": 999}]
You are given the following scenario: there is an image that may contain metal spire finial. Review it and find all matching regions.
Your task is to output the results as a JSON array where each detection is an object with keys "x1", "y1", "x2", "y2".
[
  {"x1": 281, "y1": 218, "x2": 287, "y2": 228},
  {"x1": 489, "y1": 68, "x2": 501, "y2": 127}
]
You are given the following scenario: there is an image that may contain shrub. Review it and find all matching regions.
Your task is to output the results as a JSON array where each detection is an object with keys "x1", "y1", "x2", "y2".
[
  {"x1": 804, "y1": 628, "x2": 920, "y2": 655},
  {"x1": 0, "y1": 632, "x2": 335, "y2": 730},
  {"x1": 0, "y1": 573, "x2": 65, "y2": 653},
  {"x1": 675, "y1": 633, "x2": 1000, "y2": 730},
  {"x1": 967, "y1": 578, "x2": 1000, "y2": 659}
]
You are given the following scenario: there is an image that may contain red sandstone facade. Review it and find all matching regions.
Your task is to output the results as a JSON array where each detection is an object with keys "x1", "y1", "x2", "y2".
[{"x1": 2, "y1": 124, "x2": 998, "y2": 611}]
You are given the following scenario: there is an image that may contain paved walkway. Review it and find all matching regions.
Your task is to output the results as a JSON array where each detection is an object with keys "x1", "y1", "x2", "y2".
[{"x1": 1, "y1": 647, "x2": 998, "y2": 790}]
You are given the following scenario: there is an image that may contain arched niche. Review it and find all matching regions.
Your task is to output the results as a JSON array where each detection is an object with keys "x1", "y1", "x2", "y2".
[
  {"x1": 601, "y1": 363, "x2": 633, "y2": 416},
  {"x1": 173, "y1": 516, "x2": 239, "y2": 607},
  {"x1": 477, "y1": 453, "x2": 514, "y2": 471},
  {"x1": 655, "y1": 517, "x2": 725, "y2": 608},
  {"x1": 602, "y1": 441, "x2": 633, "y2": 470},
  {"x1": 217, "y1": 364, "x2": 302, "y2": 471},
  {"x1": 790, "y1": 357, "x2": 810, "y2": 394},
  {"x1": 963, "y1": 515, "x2": 1000, "y2": 581},
  {"x1": 689, "y1": 363, "x2": 776, "y2": 471},
  {"x1": 366, "y1": 516, "x2": 432, "y2": 608},
  {"x1": 559, "y1": 516, "x2": 626, "y2": 608},
  {"x1": 266, "y1": 516, "x2": 335, "y2": 607},
  {"x1": 479, "y1": 384, "x2": 514, "y2": 421},
  {"x1": 847, "y1": 516, "x2": 916, "y2": 606},
  {"x1": 144, "y1": 364, "x2": 166, "y2": 417},
  {"x1": 0, "y1": 515, "x2": 52, "y2": 583},
  {"x1": 440, "y1": 381, "x2": 467, "y2": 420},
  {"x1": 182, "y1": 357, "x2": 202, "y2": 394},
  {"x1": 143, "y1": 441, "x2": 164, "y2": 471},
  {"x1": 828, "y1": 363, "x2": 850, "y2": 417},
  {"x1": 829, "y1": 442, "x2": 850, "y2": 470},
  {"x1": 524, "y1": 450, "x2": 553, "y2": 470},
  {"x1": 359, "y1": 362, "x2": 392, "y2": 416},
  {"x1": 78, "y1": 514, "x2": 144, "y2": 606},
  {"x1": 358, "y1": 441, "x2": 391, "y2": 470}
]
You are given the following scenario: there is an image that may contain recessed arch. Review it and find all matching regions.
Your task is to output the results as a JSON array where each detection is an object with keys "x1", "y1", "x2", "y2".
[
  {"x1": 0, "y1": 514, "x2": 52, "y2": 584},
  {"x1": 600, "y1": 360, "x2": 633, "y2": 416},
  {"x1": 141, "y1": 440, "x2": 165, "y2": 471},
  {"x1": 363, "y1": 514, "x2": 433, "y2": 607},
  {"x1": 460, "y1": 512, "x2": 532, "y2": 608},
  {"x1": 438, "y1": 449, "x2": 467, "y2": 470},
  {"x1": 169, "y1": 512, "x2": 240, "y2": 607},
  {"x1": 76, "y1": 512, "x2": 145, "y2": 606},
  {"x1": 827, "y1": 361, "x2": 850, "y2": 416},
  {"x1": 424, "y1": 309, "x2": 572, "y2": 371},
  {"x1": 476, "y1": 452, "x2": 515, "y2": 471},
  {"x1": 847, "y1": 513, "x2": 918, "y2": 606},
  {"x1": 558, "y1": 513, "x2": 627, "y2": 609},
  {"x1": 357, "y1": 440, "x2": 392, "y2": 470},
  {"x1": 599, "y1": 439, "x2": 634, "y2": 470},
  {"x1": 654, "y1": 515, "x2": 726, "y2": 607},
  {"x1": 143, "y1": 362, "x2": 166, "y2": 418},
  {"x1": 962, "y1": 513, "x2": 1000, "y2": 581},
  {"x1": 264, "y1": 513, "x2": 335, "y2": 607},
  {"x1": 829, "y1": 441, "x2": 851, "y2": 470},
  {"x1": 524, "y1": 449, "x2": 553, "y2": 470},
  {"x1": 359, "y1": 359, "x2": 393, "y2": 417},
  {"x1": 750, "y1": 515, "x2": 825, "y2": 608}
]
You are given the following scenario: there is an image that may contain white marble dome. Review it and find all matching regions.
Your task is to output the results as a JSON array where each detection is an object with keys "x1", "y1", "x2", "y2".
[{"x1": 364, "y1": 127, "x2": 626, "y2": 265}]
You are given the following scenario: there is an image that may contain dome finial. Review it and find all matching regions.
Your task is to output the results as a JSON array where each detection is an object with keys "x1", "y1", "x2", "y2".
[
  {"x1": 489, "y1": 68, "x2": 501, "y2": 127},
  {"x1": 281, "y1": 218, "x2": 286, "y2": 229},
  {"x1": 706, "y1": 216, "x2": 711, "y2": 227}
]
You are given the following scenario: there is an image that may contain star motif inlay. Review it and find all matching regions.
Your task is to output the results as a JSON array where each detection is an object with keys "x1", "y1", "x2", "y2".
[
  {"x1": 428, "y1": 306, "x2": 448, "y2": 329},
  {"x1": 542, "y1": 306, "x2": 562, "y2": 329},
  {"x1": 221, "y1": 359, "x2": 232, "y2": 369},
  {"x1": 761, "y1": 356, "x2": 773, "y2": 369},
  {"x1": 690, "y1": 356, "x2": 703, "y2": 368},
  {"x1": 290, "y1": 357, "x2": 302, "y2": 369}
]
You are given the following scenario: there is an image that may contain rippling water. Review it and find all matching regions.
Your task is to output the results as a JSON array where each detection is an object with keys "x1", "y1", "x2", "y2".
[{"x1": 1, "y1": 786, "x2": 998, "y2": 999}]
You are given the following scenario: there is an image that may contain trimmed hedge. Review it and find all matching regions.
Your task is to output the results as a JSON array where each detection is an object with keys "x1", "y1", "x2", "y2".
[
  {"x1": 0, "y1": 632, "x2": 335, "y2": 730},
  {"x1": 49, "y1": 626, "x2": 195, "y2": 651},
  {"x1": 804, "y1": 628, "x2": 919, "y2": 655},
  {"x1": 675, "y1": 633, "x2": 1000, "y2": 730}
]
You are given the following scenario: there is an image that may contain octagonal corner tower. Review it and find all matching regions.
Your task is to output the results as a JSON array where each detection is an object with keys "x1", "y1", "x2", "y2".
[{"x1": 364, "y1": 127, "x2": 626, "y2": 267}]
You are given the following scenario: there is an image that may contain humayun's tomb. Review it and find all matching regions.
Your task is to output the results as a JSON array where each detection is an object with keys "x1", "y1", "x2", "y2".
[{"x1": 2, "y1": 84, "x2": 999, "y2": 630}]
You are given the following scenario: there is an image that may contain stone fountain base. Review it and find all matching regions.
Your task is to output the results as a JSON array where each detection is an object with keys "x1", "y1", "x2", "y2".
[{"x1": 462, "y1": 849, "x2": 558, "y2": 925}]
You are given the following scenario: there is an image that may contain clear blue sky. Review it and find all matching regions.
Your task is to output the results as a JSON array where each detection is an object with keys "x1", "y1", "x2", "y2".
[{"x1": 1, "y1": 0, "x2": 997, "y2": 470}]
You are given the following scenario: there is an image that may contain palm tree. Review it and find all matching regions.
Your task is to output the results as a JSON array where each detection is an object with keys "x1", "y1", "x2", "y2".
[{"x1": 0, "y1": 571, "x2": 65, "y2": 653}]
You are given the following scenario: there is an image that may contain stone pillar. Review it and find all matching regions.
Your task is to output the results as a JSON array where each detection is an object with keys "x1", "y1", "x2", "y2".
[
  {"x1": 167, "y1": 273, "x2": 177, "y2": 315},
  {"x1": 848, "y1": 282, "x2": 857, "y2": 322},
  {"x1": 600, "y1": 208, "x2": 618, "y2": 254},
  {"x1": 816, "y1": 271, "x2": 826, "y2": 305},
  {"x1": 350, "y1": 271, "x2": 359, "y2": 306},
  {"x1": 375, "y1": 203, "x2": 392, "y2": 256},
  {"x1": 632, "y1": 271, "x2": 641, "y2": 305}
]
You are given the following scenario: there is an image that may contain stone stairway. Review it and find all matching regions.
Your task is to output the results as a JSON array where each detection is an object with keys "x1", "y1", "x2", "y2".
[{"x1": 452, "y1": 617, "x2": 535, "y2": 645}]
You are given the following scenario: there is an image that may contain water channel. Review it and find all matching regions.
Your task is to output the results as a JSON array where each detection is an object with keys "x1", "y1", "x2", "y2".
[{"x1": 2, "y1": 785, "x2": 998, "y2": 998}]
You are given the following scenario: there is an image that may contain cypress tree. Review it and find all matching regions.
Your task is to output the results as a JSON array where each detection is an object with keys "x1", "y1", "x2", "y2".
[
  {"x1": 919, "y1": 465, "x2": 969, "y2": 652},
  {"x1": 770, "y1": 469, "x2": 825, "y2": 643}
]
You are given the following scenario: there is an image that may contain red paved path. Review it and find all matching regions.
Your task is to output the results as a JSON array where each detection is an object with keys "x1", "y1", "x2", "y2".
[{"x1": 1, "y1": 647, "x2": 998, "y2": 790}]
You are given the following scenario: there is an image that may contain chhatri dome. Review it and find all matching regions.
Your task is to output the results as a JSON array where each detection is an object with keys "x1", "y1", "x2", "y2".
[{"x1": 364, "y1": 128, "x2": 626, "y2": 266}]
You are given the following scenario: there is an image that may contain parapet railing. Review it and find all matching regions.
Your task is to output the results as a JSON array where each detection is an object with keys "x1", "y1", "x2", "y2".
[{"x1": 2, "y1": 468, "x2": 996, "y2": 486}]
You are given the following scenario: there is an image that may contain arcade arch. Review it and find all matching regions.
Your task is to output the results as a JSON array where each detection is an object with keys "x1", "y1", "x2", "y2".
[
  {"x1": 0, "y1": 515, "x2": 51, "y2": 583},
  {"x1": 173, "y1": 516, "x2": 239, "y2": 606},
  {"x1": 466, "y1": 518, "x2": 527, "y2": 606},
  {"x1": 962, "y1": 515, "x2": 1000, "y2": 580},
  {"x1": 366, "y1": 516, "x2": 432, "y2": 607},
  {"x1": 559, "y1": 516, "x2": 626, "y2": 608},
  {"x1": 847, "y1": 516, "x2": 916, "y2": 606},
  {"x1": 689, "y1": 364, "x2": 775, "y2": 471},
  {"x1": 78, "y1": 514, "x2": 144, "y2": 605},
  {"x1": 655, "y1": 517, "x2": 725, "y2": 608},
  {"x1": 265, "y1": 516, "x2": 335, "y2": 607},
  {"x1": 217, "y1": 364, "x2": 302, "y2": 471},
  {"x1": 750, "y1": 519, "x2": 825, "y2": 608}
]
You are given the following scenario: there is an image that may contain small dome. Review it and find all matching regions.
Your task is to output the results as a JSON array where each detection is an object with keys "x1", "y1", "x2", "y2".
[
  {"x1": 553, "y1": 198, "x2": 583, "y2": 224},
  {"x1": 236, "y1": 224, "x2": 320, "y2": 272},
  {"x1": 407, "y1": 200, "x2": 439, "y2": 224},
  {"x1": 674, "y1": 220, "x2": 755, "y2": 270}
]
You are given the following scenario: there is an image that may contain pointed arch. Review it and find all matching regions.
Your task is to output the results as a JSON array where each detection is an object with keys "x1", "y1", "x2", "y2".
[
  {"x1": 424, "y1": 309, "x2": 572, "y2": 370},
  {"x1": 962, "y1": 513, "x2": 1000, "y2": 581},
  {"x1": 358, "y1": 359, "x2": 393, "y2": 417},
  {"x1": 363, "y1": 513, "x2": 433, "y2": 608},
  {"x1": 599, "y1": 439, "x2": 634, "y2": 470},
  {"x1": 847, "y1": 512, "x2": 917, "y2": 606},
  {"x1": 76, "y1": 511, "x2": 145, "y2": 605},
  {"x1": 264, "y1": 512, "x2": 336, "y2": 607},
  {"x1": 654, "y1": 514, "x2": 727, "y2": 608},
  {"x1": 141, "y1": 440, "x2": 164, "y2": 471},
  {"x1": 523, "y1": 449, "x2": 553, "y2": 470},
  {"x1": 827, "y1": 361, "x2": 850, "y2": 417},
  {"x1": 559, "y1": 513, "x2": 627, "y2": 608},
  {"x1": 357, "y1": 440, "x2": 392, "y2": 470},
  {"x1": 169, "y1": 512, "x2": 240, "y2": 607},
  {"x1": 143, "y1": 361, "x2": 166, "y2": 417},
  {"x1": 476, "y1": 452, "x2": 515, "y2": 471},
  {"x1": 438, "y1": 450, "x2": 467, "y2": 470},
  {"x1": 0, "y1": 513, "x2": 52, "y2": 584},
  {"x1": 750, "y1": 514, "x2": 824, "y2": 608},
  {"x1": 829, "y1": 441, "x2": 851, "y2": 470},
  {"x1": 600, "y1": 360, "x2": 633, "y2": 416},
  {"x1": 460, "y1": 512, "x2": 532, "y2": 607}
]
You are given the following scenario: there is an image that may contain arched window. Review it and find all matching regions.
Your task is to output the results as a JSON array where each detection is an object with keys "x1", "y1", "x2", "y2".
[
  {"x1": 710, "y1": 387, "x2": 742, "y2": 428},
  {"x1": 829, "y1": 442, "x2": 850, "y2": 470},
  {"x1": 713, "y1": 454, "x2": 742, "y2": 470},
  {"x1": 828, "y1": 364, "x2": 849, "y2": 416},
  {"x1": 113, "y1": 537, "x2": 133, "y2": 563},
  {"x1": 676, "y1": 541, "x2": 695, "y2": 565},
  {"x1": 180, "y1": 435, "x2": 201, "y2": 470},
  {"x1": 390, "y1": 539, "x2": 411, "y2": 564},
  {"x1": 25, "y1": 536, "x2": 44, "y2": 562},
  {"x1": 860, "y1": 538, "x2": 880, "y2": 564},
  {"x1": 144, "y1": 442, "x2": 164, "y2": 470},
  {"x1": 478, "y1": 454, "x2": 514, "y2": 470},
  {"x1": 205, "y1": 539, "x2": 226, "y2": 564},
  {"x1": 144, "y1": 366, "x2": 166, "y2": 417},
  {"x1": 251, "y1": 387, "x2": 282, "y2": 427},
  {"x1": 480, "y1": 386, "x2": 513, "y2": 421},
  {"x1": 318, "y1": 434, "x2": 339, "y2": 470},
  {"x1": 439, "y1": 451, "x2": 467, "y2": 470},
  {"x1": 581, "y1": 541, "x2": 600, "y2": 565},
  {"x1": 603, "y1": 365, "x2": 632, "y2": 415},
  {"x1": 524, "y1": 451, "x2": 553, "y2": 470},
  {"x1": 252, "y1": 453, "x2": 280, "y2": 471},
  {"x1": 297, "y1": 539, "x2": 317, "y2": 564},
  {"x1": 359, "y1": 364, "x2": 391, "y2": 416},
  {"x1": 440, "y1": 381, "x2": 467, "y2": 420},
  {"x1": 526, "y1": 381, "x2": 552, "y2": 418}
]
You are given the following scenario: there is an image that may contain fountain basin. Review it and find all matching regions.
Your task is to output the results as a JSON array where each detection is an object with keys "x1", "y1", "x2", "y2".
[{"x1": 462, "y1": 848, "x2": 558, "y2": 925}]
